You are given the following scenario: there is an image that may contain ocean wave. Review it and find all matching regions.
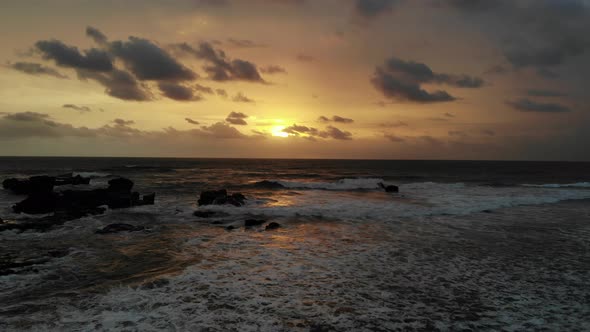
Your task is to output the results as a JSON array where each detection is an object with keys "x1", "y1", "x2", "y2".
[
  {"x1": 252, "y1": 178, "x2": 391, "y2": 191},
  {"x1": 522, "y1": 182, "x2": 590, "y2": 188},
  {"x1": 73, "y1": 172, "x2": 111, "y2": 178},
  {"x1": 203, "y1": 182, "x2": 590, "y2": 221}
]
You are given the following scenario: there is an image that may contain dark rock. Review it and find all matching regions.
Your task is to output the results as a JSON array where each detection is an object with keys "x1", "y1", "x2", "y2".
[
  {"x1": 253, "y1": 180, "x2": 285, "y2": 189},
  {"x1": 198, "y1": 189, "x2": 246, "y2": 207},
  {"x1": 3, "y1": 174, "x2": 91, "y2": 195},
  {"x1": 108, "y1": 178, "x2": 134, "y2": 192},
  {"x1": 198, "y1": 189, "x2": 227, "y2": 206},
  {"x1": 378, "y1": 182, "x2": 399, "y2": 193},
  {"x1": 226, "y1": 225, "x2": 236, "y2": 231},
  {"x1": 96, "y1": 223, "x2": 145, "y2": 234},
  {"x1": 194, "y1": 211, "x2": 218, "y2": 218},
  {"x1": 245, "y1": 219, "x2": 266, "y2": 227},
  {"x1": 265, "y1": 222, "x2": 281, "y2": 231},
  {"x1": 13, "y1": 192, "x2": 59, "y2": 214},
  {"x1": 141, "y1": 193, "x2": 156, "y2": 205},
  {"x1": 55, "y1": 174, "x2": 91, "y2": 186}
]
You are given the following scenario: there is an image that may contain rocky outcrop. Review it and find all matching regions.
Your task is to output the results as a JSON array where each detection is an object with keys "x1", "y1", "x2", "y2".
[
  {"x1": 2, "y1": 174, "x2": 90, "y2": 195},
  {"x1": 265, "y1": 222, "x2": 281, "y2": 231},
  {"x1": 10, "y1": 177, "x2": 155, "y2": 215},
  {"x1": 378, "y1": 182, "x2": 399, "y2": 193},
  {"x1": 252, "y1": 180, "x2": 285, "y2": 189},
  {"x1": 198, "y1": 189, "x2": 246, "y2": 207},
  {"x1": 245, "y1": 219, "x2": 266, "y2": 227}
]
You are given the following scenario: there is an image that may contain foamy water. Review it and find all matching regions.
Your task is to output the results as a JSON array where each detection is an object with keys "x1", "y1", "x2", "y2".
[{"x1": 1, "y1": 158, "x2": 590, "y2": 331}]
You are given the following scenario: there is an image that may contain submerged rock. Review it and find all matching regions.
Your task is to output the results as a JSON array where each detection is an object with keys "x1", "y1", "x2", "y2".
[
  {"x1": 265, "y1": 222, "x2": 281, "y2": 231},
  {"x1": 96, "y1": 223, "x2": 145, "y2": 234},
  {"x1": 252, "y1": 180, "x2": 285, "y2": 189},
  {"x1": 245, "y1": 219, "x2": 266, "y2": 227},
  {"x1": 378, "y1": 182, "x2": 399, "y2": 193},
  {"x1": 198, "y1": 189, "x2": 246, "y2": 207},
  {"x1": 194, "y1": 211, "x2": 219, "y2": 218}
]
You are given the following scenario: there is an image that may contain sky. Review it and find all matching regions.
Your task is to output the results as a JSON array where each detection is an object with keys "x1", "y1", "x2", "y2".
[{"x1": 0, "y1": 0, "x2": 589, "y2": 160}]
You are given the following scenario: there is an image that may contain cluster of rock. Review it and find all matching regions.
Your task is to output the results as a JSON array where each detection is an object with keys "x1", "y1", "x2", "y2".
[
  {"x1": 1, "y1": 175, "x2": 155, "y2": 233},
  {"x1": 195, "y1": 188, "x2": 281, "y2": 231},
  {"x1": 378, "y1": 182, "x2": 399, "y2": 193},
  {"x1": 3, "y1": 174, "x2": 90, "y2": 195},
  {"x1": 198, "y1": 189, "x2": 246, "y2": 207}
]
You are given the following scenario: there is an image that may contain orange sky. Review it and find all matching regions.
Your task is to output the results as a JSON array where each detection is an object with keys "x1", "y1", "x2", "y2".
[{"x1": 0, "y1": 0, "x2": 588, "y2": 160}]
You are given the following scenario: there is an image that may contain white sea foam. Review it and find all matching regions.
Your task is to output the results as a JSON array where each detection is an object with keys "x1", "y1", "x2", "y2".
[
  {"x1": 275, "y1": 178, "x2": 387, "y2": 190},
  {"x1": 522, "y1": 182, "x2": 590, "y2": 188},
  {"x1": 73, "y1": 172, "x2": 110, "y2": 178},
  {"x1": 204, "y1": 182, "x2": 590, "y2": 221}
]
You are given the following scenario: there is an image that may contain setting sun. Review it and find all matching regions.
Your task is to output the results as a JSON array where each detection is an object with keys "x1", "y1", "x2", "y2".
[{"x1": 271, "y1": 125, "x2": 289, "y2": 138}]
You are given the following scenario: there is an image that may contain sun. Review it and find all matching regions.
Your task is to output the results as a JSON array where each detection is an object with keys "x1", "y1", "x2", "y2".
[{"x1": 271, "y1": 125, "x2": 289, "y2": 138}]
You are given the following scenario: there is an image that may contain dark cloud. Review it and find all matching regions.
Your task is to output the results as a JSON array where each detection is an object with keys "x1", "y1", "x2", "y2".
[
  {"x1": 225, "y1": 111, "x2": 249, "y2": 125},
  {"x1": 185, "y1": 118, "x2": 200, "y2": 125},
  {"x1": 194, "y1": 84, "x2": 215, "y2": 94},
  {"x1": 86, "y1": 26, "x2": 108, "y2": 45},
  {"x1": 318, "y1": 115, "x2": 354, "y2": 124},
  {"x1": 260, "y1": 65, "x2": 287, "y2": 74},
  {"x1": 354, "y1": 0, "x2": 397, "y2": 18},
  {"x1": 35, "y1": 39, "x2": 113, "y2": 72},
  {"x1": 384, "y1": 133, "x2": 405, "y2": 142},
  {"x1": 506, "y1": 98, "x2": 572, "y2": 113},
  {"x1": 112, "y1": 118, "x2": 135, "y2": 126},
  {"x1": 448, "y1": 130, "x2": 468, "y2": 138},
  {"x1": 200, "y1": 122, "x2": 247, "y2": 139},
  {"x1": 158, "y1": 82, "x2": 202, "y2": 101},
  {"x1": 0, "y1": 112, "x2": 95, "y2": 138},
  {"x1": 482, "y1": 129, "x2": 496, "y2": 136},
  {"x1": 226, "y1": 38, "x2": 267, "y2": 48},
  {"x1": 526, "y1": 89, "x2": 567, "y2": 97},
  {"x1": 371, "y1": 57, "x2": 484, "y2": 103},
  {"x1": 232, "y1": 93, "x2": 255, "y2": 103},
  {"x1": 371, "y1": 68, "x2": 455, "y2": 103},
  {"x1": 79, "y1": 69, "x2": 151, "y2": 101},
  {"x1": 174, "y1": 42, "x2": 264, "y2": 82},
  {"x1": 110, "y1": 37, "x2": 196, "y2": 81},
  {"x1": 63, "y1": 104, "x2": 91, "y2": 112},
  {"x1": 378, "y1": 121, "x2": 408, "y2": 128},
  {"x1": 216, "y1": 89, "x2": 228, "y2": 98},
  {"x1": 282, "y1": 124, "x2": 353, "y2": 140},
  {"x1": 0, "y1": 112, "x2": 256, "y2": 141},
  {"x1": 296, "y1": 54, "x2": 314, "y2": 62},
  {"x1": 8, "y1": 62, "x2": 68, "y2": 79}
]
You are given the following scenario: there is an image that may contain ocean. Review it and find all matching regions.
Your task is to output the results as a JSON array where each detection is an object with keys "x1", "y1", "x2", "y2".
[{"x1": 1, "y1": 157, "x2": 589, "y2": 331}]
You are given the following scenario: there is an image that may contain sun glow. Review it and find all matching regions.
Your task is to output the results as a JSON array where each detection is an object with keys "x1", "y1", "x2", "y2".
[{"x1": 271, "y1": 125, "x2": 289, "y2": 138}]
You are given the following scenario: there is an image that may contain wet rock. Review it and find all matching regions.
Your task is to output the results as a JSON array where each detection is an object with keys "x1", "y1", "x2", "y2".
[
  {"x1": 13, "y1": 192, "x2": 59, "y2": 214},
  {"x1": 265, "y1": 222, "x2": 281, "y2": 231},
  {"x1": 226, "y1": 225, "x2": 236, "y2": 231},
  {"x1": 198, "y1": 189, "x2": 246, "y2": 207},
  {"x1": 96, "y1": 223, "x2": 145, "y2": 234},
  {"x1": 245, "y1": 219, "x2": 266, "y2": 227},
  {"x1": 108, "y1": 177, "x2": 134, "y2": 192},
  {"x1": 194, "y1": 211, "x2": 219, "y2": 218},
  {"x1": 11, "y1": 177, "x2": 154, "y2": 215},
  {"x1": 3, "y1": 174, "x2": 91, "y2": 195},
  {"x1": 141, "y1": 193, "x2": 156, "y2": 205},
  {"x1": 378, "y1": 182, "x2": 399, "y2": 193},
  {"x1": 253, "y1": 180, "x2": 285, "y2": 189}
]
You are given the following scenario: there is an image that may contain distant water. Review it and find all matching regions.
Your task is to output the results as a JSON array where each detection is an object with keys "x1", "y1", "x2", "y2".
[{"x1": 1, "y1": 157, "x2": 590, "y2": 331}]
